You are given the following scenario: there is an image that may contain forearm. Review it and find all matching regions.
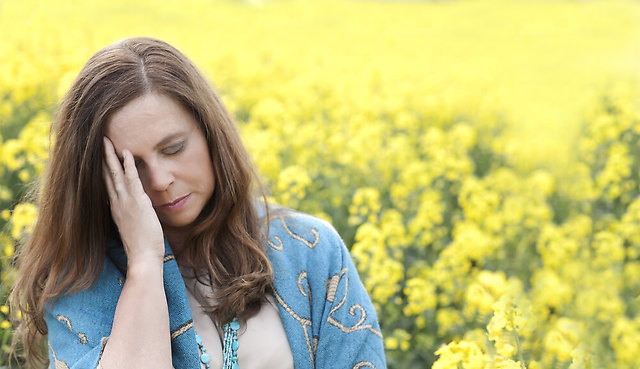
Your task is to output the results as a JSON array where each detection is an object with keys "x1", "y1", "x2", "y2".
[{"x1": 99, "y1": 260, "x2": 172, "y2": 369}]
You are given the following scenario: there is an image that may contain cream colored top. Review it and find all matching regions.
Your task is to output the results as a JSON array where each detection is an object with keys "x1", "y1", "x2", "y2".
[{"x1": 181, "y1": 269, "x2": 294, "y2": 369}]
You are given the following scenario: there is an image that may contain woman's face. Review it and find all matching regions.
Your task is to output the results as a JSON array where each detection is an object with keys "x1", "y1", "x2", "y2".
[{"x1": 106, "y1": 93, "x2": 215, "y2": 232}]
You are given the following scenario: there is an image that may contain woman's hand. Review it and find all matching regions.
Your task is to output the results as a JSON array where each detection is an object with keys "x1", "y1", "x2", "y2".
[
  {"x1": 100, "y1": 138, "x2": 172, "y2": 369},
  {"x1": 103, "y1": 137, "x2": 165, "y2": 267}
]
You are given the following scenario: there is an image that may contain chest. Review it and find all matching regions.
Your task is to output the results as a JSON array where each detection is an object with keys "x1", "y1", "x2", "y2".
[{"x1": 183, "y1": 277, "x2": 294, "y2": 369}]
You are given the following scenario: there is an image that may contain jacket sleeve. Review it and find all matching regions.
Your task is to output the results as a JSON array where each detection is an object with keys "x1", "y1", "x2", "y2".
[
  {"x1": 313, "y1": 223, "x2": 387, "y2": 369},
  {"x1": 256, "y1": 212, "x2": 389, "y2": 369}
]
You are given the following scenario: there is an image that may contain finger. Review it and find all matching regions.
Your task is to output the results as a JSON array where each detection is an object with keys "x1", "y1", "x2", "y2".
[
  {"x1": 103, "y1": 137, "x2": 126, "y2": 195},
  {"x1": 122, "y1": 149, "x2": 145, "y2": 194},
  {"x1": 102, "y1": 161, "x2": 116, "y2": 200}
]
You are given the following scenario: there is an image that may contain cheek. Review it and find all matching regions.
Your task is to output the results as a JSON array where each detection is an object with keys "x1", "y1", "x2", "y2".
[
  {"x1": 201, "y1": 155, "x2": 216, "y2": 192},
  {"x1": 187, "y1": 142, "x2": 215, "y2": 188},
  {"x1": 191, "y1": 159, "x2": 215, "y2": 192}
]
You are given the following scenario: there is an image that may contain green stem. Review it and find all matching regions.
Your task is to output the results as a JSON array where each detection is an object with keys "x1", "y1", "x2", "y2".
[{"x1": 511, "y1": 310, "x2": 526, "y2": 369}]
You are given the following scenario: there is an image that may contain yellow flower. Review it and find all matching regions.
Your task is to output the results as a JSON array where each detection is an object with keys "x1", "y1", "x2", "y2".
[
  {"x1": 436, "y1": 308, "x2": 463, "y2": 336},
  {"x1": 531, "y1": 269, "x2": 572, "y2": 315},
  {"x1": 466, "y1": 270, "x2": 508, "y2": 315},
  {"x1": 349, "y1": 188, "x2": 381, "y2": 225},
  {"x1": 385, "y1": 337, "x2": 399, "y2": 350},
  {"x1": 403, "y1": 277, "x2": 436, "y2": 316},
  {"x1": 18, "y1": 168, "x2": 31, "y2": 182},
  {"x1": 433, "y1": 340, "x2": 487, "y2": 369},
  {"x1": 0, "y1": 187, "x2": 11, "y2": 200},
  {"x1": 610, "y1": 317, "x2": 640, "y2": 364},
  {"x1": 527, "y1": 361, "x2": 542, "y2": 369},
  {"x1": 10, "y1": 202, "x2": 38, "y2": 239},
  {"x1": 276, "y1": 165, "x2": 311, "y2": 205},
  {"x1": 4, "y1": 243, "x2": 15, "y2": 256},
  {"x1": 543, "y1": 318, "x2": 581, "y2": 362},
  {"x1": 494, "y1": 357, "x2": 526, "y2": 369},
  {"x1": 0, "y1": 320, "x2": 10, "y2": 329},
  {"x1": 591, "y1": 231, "x2": 624, "y2": 268}
]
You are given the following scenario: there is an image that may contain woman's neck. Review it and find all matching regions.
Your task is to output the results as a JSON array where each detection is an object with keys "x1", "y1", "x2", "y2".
[{"x1": 163, "y1": 226, "x2": 189, "y2": 265}]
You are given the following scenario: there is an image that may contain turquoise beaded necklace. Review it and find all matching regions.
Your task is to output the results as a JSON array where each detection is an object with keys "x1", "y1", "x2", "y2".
[{"x1": 195, "y1": 317, "x2": 240, "y2": 369}]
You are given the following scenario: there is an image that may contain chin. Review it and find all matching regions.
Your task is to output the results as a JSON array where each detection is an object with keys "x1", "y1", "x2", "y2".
[
  {"x1": 166, "y1": 218, "x2": 197, "y2": 229},
  {"x1": 160, "y1": 213, "x2": 200, "y2": 230},
  {"x1": 157, "y1": 201, "x2": 209, "y2": 230}
]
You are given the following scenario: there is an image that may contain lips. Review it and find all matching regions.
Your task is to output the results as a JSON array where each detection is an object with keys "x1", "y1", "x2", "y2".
[{"x1": 159, "y1": 193, "x2": 190, "y2": 211}]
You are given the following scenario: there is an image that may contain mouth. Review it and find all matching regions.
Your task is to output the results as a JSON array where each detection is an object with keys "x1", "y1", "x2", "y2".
[{"x1": 159, "y1": 193, "x2": 191, "y2": 210}]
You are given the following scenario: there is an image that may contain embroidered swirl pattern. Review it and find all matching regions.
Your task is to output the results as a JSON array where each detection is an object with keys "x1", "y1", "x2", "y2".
[
  {"x1": 326, "y1": 269, "x2": 383, "y2": 338},
  {"x1": 274, "y1": 289, "x2": 315, "y2": 368},
  {"x1": 56, "y1": 315, "x2": 88, "y2": 344},
  {"x1": 270, "y1": 215, "x2": 320, "y2": 249},
  {"x1": 353, "y1": 361, "x2": 377, "y2": 369}
]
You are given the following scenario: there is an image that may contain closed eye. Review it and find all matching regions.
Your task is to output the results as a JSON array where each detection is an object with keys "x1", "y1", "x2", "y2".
[{"x1": 162, "y1": 142, "x2": 184, "y2": 155}]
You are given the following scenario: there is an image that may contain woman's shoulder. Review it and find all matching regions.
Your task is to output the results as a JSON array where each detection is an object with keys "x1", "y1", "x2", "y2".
[
  {"x1": 264, "y1": 207, "x2": 344, "y2": 253},
  {"x1": 263, "y1": 207, "x2": 349, "y2": 282}
]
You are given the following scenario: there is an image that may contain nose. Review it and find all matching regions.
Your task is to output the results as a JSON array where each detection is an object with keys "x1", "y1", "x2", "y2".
[{"x1": 145, "y1": 161, "x2": 174, "y2": 192}]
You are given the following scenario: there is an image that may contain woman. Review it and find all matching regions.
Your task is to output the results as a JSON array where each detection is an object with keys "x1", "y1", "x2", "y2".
[{"x1": 10, "y1": 37, "x2": 386, "y2": 369}]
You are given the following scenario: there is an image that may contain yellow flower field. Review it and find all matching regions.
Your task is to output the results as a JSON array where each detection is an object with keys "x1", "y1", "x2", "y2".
[{"x1": 1, "y1": 0, "x2": 639, "y2": 367}]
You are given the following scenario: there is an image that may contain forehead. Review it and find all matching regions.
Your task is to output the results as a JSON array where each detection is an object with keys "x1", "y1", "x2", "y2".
[{"x1": 106, "y1": 93, "x2": 199, "y2": 149}]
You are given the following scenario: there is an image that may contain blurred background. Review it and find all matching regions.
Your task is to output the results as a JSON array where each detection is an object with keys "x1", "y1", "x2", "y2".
[{"x1": 1, "y1": 0, "x2": 639, "y2": 368}]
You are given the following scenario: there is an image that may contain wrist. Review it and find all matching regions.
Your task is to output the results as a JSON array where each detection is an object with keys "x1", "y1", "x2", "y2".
[
  {"x1": 124, "y1": 239, "x2": 165, "y2": 260},
  {"x1": 127, "y1": 253, "x2": 165, "y2": 275}
]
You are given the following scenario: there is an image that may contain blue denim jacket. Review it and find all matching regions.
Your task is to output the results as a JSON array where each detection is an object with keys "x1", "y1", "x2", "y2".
[{"x1": 45, "y1": 212, "x2": 386, "y2": 369}]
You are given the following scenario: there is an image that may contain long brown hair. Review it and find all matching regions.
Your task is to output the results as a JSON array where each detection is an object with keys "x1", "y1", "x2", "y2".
[{"x1": 9, "y1": 37, "x2": 273, "y2": 368}]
